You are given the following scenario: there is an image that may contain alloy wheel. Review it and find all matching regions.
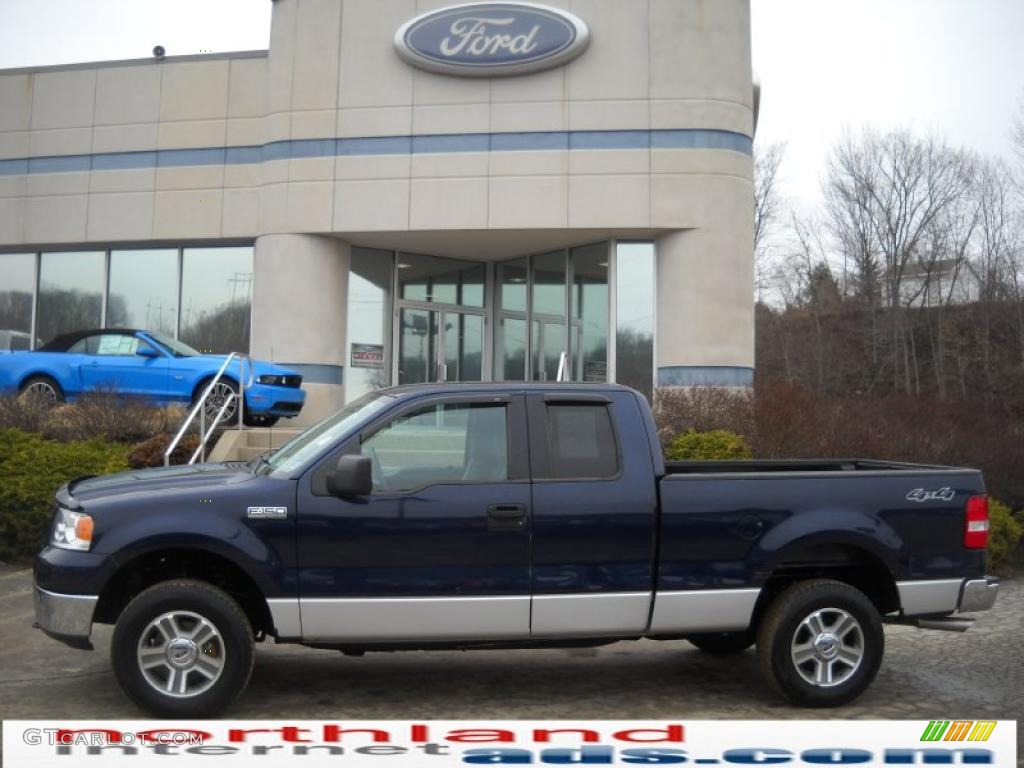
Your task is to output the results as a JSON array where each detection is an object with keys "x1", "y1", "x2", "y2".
[
  {"x1": 22, "y1": 380, "x2": 58, "y2": 404},
  {"x1": 136, "y1": 611, "x2": 226, "y2": 698},
  {"x1": 203, "y1": 382, "x2": 238, "y2": 423},
  {"x1": 789, "y1": 607, "x2": 864, "y2": 688}
]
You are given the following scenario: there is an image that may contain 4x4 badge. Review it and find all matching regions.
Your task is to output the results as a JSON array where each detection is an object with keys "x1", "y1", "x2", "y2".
[
  {"x1": 906, "y1": 488, "x2": 956, "y2": 503},
  {"x1": 247, "y1": 506, "x2": 288, "y2": 519}
]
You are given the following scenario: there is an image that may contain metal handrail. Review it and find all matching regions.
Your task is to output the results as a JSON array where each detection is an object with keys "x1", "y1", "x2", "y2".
[
  {"x1": 556, "y1": 350, "x2": 569, "y2": 382},
  {"x1": 164, "y1": 352, "x2": 254, "y2": 466},
  {"x1": 189, "y1": 391, "x2": 238, "y2": 464}
]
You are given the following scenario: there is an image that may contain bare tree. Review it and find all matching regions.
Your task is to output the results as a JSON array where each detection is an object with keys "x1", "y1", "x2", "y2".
[
  {"x1": 825, "y1": 134, "x2": 882, "y2": 303},
  {"x1": 754, "y1": 141, "x2": 787, "y2": 299},
  {"x1": 823, "y1": 129, "x2": 975, "y2": 393},
  {"x1": 974, "y1": 159, "x2": 1024, "y2": 371},
  {"x1": 755, "y1": 117, "x2": 1024, "y2": 408}
]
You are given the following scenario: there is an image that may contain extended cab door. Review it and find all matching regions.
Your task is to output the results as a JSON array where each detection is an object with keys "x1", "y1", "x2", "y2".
[
  {"x1": 526, "y1": 391, "x2": 659, "y2": 637},
  {"x1": 295, "y1": 394, "x2": 532, "y2": 643}
]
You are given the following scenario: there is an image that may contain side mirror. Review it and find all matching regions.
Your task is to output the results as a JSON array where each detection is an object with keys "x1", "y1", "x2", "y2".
[
  {"x1": 327, "y1": 454, "x2": 373, "y2": 497},
  {"x1": 136, "y1": 344, "x2": 160, "y2": 358}
]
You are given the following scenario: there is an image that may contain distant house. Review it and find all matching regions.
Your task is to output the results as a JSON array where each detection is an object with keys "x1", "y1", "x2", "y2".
[{"x1": 897, "y1": 259, "x2": 981, "y2": 307}]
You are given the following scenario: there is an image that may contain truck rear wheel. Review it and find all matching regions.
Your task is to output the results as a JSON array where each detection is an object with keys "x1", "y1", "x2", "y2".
[
  {"x1": 756, "y1": 579, "x2": 883, "y2": 707},
  {"x1": 111, "y1": 579, "x2": 254, "y2": 717},
  {"x1": 687, "y1": 630, "x2": 754, "y2": 655}
]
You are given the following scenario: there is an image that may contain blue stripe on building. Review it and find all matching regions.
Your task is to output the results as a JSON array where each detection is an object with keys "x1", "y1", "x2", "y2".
[
  {"x1": 657, "y1": 366, "x2": 754, "y2": 388},
  {"x1": 0, "y1": 129, "x2": 753, "y2": 176}
]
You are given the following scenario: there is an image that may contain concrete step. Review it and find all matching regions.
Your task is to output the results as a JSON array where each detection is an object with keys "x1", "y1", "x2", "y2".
[{"x1": 208, "y1": 427, "x2": 304, "y2": 462}]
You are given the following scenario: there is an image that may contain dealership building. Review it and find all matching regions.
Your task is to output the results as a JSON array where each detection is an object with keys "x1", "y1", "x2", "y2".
[{"x1": 0, "y1": 0, "x2": 755, "y2": 424}]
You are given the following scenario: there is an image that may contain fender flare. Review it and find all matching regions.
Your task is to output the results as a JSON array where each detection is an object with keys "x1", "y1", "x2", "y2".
[{"x1": 752, "y1": 508, "x2": 903, "y2": 585}]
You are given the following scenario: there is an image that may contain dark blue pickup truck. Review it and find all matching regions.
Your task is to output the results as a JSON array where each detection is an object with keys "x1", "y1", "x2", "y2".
[{"x1": 34, "y1": 383, "x2": 999, "y2": 715}]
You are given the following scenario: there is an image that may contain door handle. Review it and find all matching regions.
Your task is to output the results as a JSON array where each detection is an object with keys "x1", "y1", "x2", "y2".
[{"x1": 487, "y1": 503, "x2": 526, "y2": 530}]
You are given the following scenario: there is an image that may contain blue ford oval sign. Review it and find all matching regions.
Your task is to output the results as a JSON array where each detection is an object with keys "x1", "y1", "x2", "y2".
[{"x1": 394, "y1": 2, "x2": 590, "y2": 77}]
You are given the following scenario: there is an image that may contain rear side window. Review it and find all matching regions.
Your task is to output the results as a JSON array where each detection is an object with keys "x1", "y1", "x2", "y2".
[{"x1": 544, "y1": 404, "x2": 618, "y2": 479}]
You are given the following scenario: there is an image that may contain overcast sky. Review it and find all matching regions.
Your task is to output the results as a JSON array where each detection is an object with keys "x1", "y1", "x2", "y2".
[{"x1": 1, "y1": 0, "x2": 1022, "y2": 207}]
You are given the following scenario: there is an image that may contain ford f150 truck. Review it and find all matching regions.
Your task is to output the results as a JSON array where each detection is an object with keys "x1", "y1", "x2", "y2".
[{"x1": 34, "y1": 383, "x2": 1000, "y2": 716}]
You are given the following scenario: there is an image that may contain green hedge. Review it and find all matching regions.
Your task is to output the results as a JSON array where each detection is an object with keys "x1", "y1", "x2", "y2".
[
  {"x1": 0, "y1": 429, "x2": 130, "y2": 562},
  {"x1": 665, "y1": 429, "x2": 754, "y2": 461},
  {"x1": 989, "y1": 498, "x2": 1023, "y2": 573}
]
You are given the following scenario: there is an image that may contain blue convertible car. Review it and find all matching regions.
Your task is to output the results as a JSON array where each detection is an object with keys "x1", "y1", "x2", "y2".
[{"x1": 0, "y1": 328, "x2": 305, "y2": 427}]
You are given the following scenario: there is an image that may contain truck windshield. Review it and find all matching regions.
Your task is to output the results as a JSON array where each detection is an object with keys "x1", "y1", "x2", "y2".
[{"x1": 263, "y1": 392, "x2": 394, "y2": 476}]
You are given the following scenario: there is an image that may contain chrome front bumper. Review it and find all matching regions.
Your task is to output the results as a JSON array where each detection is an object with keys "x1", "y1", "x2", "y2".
[
  {"x1": 958, "y1": 576, "x2": 999, "y2": 613},
  {"x1": 33, "y1": 585, "x2": 97, "y2": 650}
]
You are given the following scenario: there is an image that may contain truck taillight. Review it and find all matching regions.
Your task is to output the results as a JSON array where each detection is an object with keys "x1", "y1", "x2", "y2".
[{"x1": 964, "y1": 494, "x2": 989, "y2": 549}]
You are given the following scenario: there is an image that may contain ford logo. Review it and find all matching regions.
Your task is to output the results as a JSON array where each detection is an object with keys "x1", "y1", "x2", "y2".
[{"x1": 394, "y1": 2, "x2": 590, "y2": 77}]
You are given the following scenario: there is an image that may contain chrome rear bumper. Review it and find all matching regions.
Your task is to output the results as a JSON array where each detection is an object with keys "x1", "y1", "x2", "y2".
[
  {"x1": 958, "y1": 576, "x2": 999, "y2": 613},
  {"x1": 33, "y1": 585, "x2": 97, "y2": 650}
]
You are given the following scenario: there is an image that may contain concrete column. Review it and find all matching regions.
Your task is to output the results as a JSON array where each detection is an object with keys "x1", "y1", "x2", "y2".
[
  {"x1": 655, "y1": 185, "x2": 755, "y2": 388},
  {"x1": 252, "y1": 234, "x2": 350, "y2": 426}
]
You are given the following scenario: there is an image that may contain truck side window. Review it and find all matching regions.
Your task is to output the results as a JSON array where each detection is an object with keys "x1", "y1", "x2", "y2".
[
  {"x1": 544, "y1": 404, "x2": 618, "y2": 479},
  {"x1": 361, "y1": 402, "x2": 508, "y2": 492}
]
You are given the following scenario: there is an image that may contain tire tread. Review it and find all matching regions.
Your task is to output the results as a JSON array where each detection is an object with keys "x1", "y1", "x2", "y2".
[
  {"x1": 111, "y1": 578, "x2": 254, "y2": 716},
  {"x1": 756, "y1": 578, "x2": 882, "y2": 707}
]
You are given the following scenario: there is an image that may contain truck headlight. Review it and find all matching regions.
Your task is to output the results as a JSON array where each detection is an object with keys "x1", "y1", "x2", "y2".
[{"x1": 52, "y1": 508, "x2": 93, "y2": 552}]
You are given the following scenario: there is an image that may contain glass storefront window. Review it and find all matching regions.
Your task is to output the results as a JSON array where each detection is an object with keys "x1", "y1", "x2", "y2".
[
  {"x1": 37, "y1": 251, "x2": 104, "y2": 345},
  {"x1": 180, "y1": 246, "x2": 253, "y2": 354},
  {"x1": 346, "y1": 248, "x2": 393, "y2": 402},
  {"x1": 498, "y1": 259, "x2": 528, "y2": 313},
  {"x1": 531, "y1": 250, "x2": 567, "y2": 381},
  {"x1": 571, "y1": 243, "x2": 609, "y2": 383},
  {"x1": 494, "y1": 246, "x2": 614, "y2": 384},
  {"x1": 398, "y1": 253, "x2": 485, "y2": 308},
  {"x1": 615, "y1": 242, "x2": 655, "y2": 402},
  {"x1": 495, "y1": 259, "x2": 527, "y2": 381},
  {"x1": 106, "y1": 249, "x2": 178, "y2": 336},
  {"x1": 0, "y1": 253, "x2": 35, "y2": 350}
]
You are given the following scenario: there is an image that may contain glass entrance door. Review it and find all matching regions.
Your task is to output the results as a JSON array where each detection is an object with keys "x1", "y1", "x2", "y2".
[
  {"x1": 398, "y1": 307, "x2": 440, "y2": 384},
  {"x1": 397, "y1": 307, "x2": 484, "y2": 385},
  {"x1": 443, "y1": 312, "x2": 483, "y2": 382},
  {"x1": 394, "y1": 252, "x2": 487, "y2": 386}
]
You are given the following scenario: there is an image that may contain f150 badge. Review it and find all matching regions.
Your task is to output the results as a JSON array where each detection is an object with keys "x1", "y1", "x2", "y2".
[
  {"x1": 906, "y1": 488, "x2": 956, "y2": 503},
  {"x1": 247, "y1": 506, "x2": 288, "y2": 519}
]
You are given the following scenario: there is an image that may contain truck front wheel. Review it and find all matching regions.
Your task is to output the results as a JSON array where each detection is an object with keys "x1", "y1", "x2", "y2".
[
  {"x1": 111, "y1": 579, "x2": 255, "y2": 717},
  {"x1": 756, "y1": 579, "x2": 883, "y2": 707}
]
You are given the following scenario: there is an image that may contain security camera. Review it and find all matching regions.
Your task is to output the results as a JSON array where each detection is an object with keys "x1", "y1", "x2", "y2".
[{"x1": 153, "y1": 45, "x2": 166, "y2": 59}]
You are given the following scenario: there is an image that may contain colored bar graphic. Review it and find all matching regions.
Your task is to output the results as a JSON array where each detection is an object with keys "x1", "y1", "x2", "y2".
[
  {"x1": 921, "y1": 721, "x2": 949, "y2": 741},
  {"x1": 944, "y1": 721, "x2": 973, "y2": 741},
  {"x1": 921, "y1": 720, "x2": 996, "y2": 742}
]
